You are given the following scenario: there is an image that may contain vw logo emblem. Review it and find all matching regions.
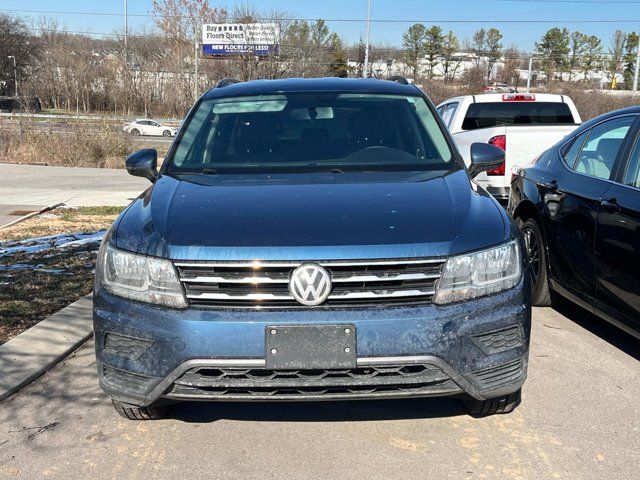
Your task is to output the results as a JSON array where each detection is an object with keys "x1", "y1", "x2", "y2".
[{"x1": 289, "y1": 263, "x2": 332, "y2": 306}]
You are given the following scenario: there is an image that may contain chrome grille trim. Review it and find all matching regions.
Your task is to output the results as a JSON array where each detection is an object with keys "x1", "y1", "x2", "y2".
[
  {"x1": 176, "y1": 258, "x2": 445, "y2": 308},
  {"x1": 179, "y1": 272, "x2": 439, "y2": 284},
  {"x1": 186, "y1": 288, "x2": 437, "y2": 302}
]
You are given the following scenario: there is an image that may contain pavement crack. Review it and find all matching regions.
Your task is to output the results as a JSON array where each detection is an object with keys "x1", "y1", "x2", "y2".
[
  {"x1": 8, "y1": 421, "x2": 59, "y2": 440},
  {"x1": 543, "y1": 324, "x2": 563, "y2": 330}
]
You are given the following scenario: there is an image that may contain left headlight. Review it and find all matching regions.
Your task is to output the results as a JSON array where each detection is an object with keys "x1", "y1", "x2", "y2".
[
  {"x1": 98, "y1": 244, "x2": 187, "y2": 309},
  {"x1": 433, "y1": 239, "x2": 522, "y2": 305}
]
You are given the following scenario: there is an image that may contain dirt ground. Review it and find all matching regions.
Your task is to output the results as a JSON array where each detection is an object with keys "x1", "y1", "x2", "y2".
[
  {"x1": 0, "y1": 206, "x2": 122, "y2": 344},
  {"x1": 0, "y1": 206, "x2": 122, "y2": 242}
]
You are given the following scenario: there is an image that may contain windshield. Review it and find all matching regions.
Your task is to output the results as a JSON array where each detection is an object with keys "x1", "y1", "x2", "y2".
[{"x1": 165, "y1": 92, "x2": 456, "y2": 174}]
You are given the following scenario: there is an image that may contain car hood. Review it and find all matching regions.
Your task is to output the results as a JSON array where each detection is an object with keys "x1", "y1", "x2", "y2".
[{"x1": 112, "y1": 169, "x2": 512, "y2": 260}]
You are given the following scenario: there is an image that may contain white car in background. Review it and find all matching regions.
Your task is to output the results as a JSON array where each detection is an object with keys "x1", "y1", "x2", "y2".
[
  {"x1": 123, "y1": 119, "x2": 177, "y2": 137},
  {"x1": 437, "y1": 93, "x2": 582, "y2": 203}
]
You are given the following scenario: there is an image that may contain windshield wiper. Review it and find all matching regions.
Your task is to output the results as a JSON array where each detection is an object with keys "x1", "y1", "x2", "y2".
[{"x1": 201, "y1": 167, "x2": 218, "y2": 174}]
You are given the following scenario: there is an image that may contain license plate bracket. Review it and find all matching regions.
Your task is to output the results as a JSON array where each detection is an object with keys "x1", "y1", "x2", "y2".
[{"x1": 265, "y1": 324, "x2": 356, "y2": 370}]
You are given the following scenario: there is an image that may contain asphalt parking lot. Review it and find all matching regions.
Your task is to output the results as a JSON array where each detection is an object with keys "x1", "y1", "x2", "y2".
[{"x1": 1, "y1": 300, "x2": 638, "y2": 480}]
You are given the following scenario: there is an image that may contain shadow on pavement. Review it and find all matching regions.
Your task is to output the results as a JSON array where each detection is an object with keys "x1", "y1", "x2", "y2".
[
  {"x1": 552, "y1": 296, "x2": 640, "y2": 362},
  {"x1": 169, "y1": 396, "x2": 469, "y2": 424}
]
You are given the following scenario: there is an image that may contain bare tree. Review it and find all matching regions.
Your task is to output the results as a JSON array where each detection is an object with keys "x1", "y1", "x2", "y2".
[
  {"x1": 0, "y1": 13, "x2": 37, "y2": 97},
  {"x1": 498, "y1": 46, "x2": 522, "y2": 87},
  {"x1": 607, "y1": 30, "x2": 626, "y2": 86}
]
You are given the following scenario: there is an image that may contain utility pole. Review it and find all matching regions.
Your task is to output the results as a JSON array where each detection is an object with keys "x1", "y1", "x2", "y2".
[
  {"x1": 633, "y1": 39, "x2": 640, "y2": 91},
  {"x1": 194, "y1": 37, "x2": 199, "y2": 101},
  {"x1": 194, "y1": 25, "x2": 199, "y2": 101},
  {"x1": 363, "y1": 0, "x2": 372, "y2": 78},
  {"x1": 123, "y1": 0, "x2": 128, "y2": 116},
  {"x1": 124, "y1": 0, "x2": 128, "y2": 65},
  {"x1": 7, "y1": 55, "x2": 17, "y2": 97},
  {"x1": 526, "y1": 56, "x2": 533, "y2": 93}
]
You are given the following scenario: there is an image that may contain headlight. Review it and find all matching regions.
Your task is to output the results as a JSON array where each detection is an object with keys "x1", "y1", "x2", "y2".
[
  {"x1": 99, "y1": 244, "x2": 187, "y2": 308},
  {"x1": 433, "y1": 239, "x2": 522, "y2": 305}
]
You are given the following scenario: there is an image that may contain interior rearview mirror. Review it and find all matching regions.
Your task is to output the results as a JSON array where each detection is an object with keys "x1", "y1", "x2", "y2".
[
  {"x1": 468, "y1": 143, "x2": 505, "y2": 178},
  {"x1": 126, "y1": 149, "x2": 158, "y2": 183}
]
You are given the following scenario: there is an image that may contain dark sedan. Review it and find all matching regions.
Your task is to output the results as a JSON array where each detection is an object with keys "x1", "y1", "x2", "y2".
[{"x1": 509, "y1": 106, "x2": 640, "y2": 339}]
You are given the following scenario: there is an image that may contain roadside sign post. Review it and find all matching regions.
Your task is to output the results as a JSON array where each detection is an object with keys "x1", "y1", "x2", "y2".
[
  {"x1": 633, "y1": 41, "x2": 640, "y2": 92},
  {"x1": 194, "y1": 33, "x2": 199, "y2": 101},
  {"x1": 363, "y1": 0, "x2": 372, "y2": 78},
  {"x1": 7, "y1": 55, "x2": 17, "y2": 98}
]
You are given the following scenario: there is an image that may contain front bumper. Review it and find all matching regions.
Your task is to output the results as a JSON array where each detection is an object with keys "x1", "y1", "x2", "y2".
[{"x1": 94, "y1": 278, "x2": 531, "y2": 406}]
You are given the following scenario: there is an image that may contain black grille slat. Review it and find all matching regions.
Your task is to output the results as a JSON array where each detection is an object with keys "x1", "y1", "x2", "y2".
[
  {"x1": 103, "y1": 333, "x2": 153, "y2": 360},
  {"x1": 165, "y1": 363, "x2": 460, "y2": 399},
  {"x1": 173, "y1": 364, "x2": 449, "y2": 388},
  {"x1": 472, "y1": 360, "x2": 524, "y2": 388},
  {"x1": 471, "y1": 326, "x2": 523, "y2": 354}
]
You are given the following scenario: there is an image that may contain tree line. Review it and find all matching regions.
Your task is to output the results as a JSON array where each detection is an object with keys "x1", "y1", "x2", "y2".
[
  {"x1": 402, "y1": 22, "x2": 639, "y2": 88},
  {"x1": 535, "y1": 28, "x2": 638, "y2": 85}
]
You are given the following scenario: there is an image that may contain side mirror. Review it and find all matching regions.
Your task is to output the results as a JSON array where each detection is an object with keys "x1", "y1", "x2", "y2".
[
  {"x1": 126, "y1": 149, "x2": 158, "y2": 183},
  {"x1": 468, "y1": 143, "x2": 505, "y2": 178}
]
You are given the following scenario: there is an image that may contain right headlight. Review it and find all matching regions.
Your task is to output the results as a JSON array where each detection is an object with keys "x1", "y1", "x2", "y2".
[
  {"x1": 98, "y1": 243, "x2": 187, "y2": 309},
  {"x1": 433, "y1": 239, "x2": 522, "y2": 305}
]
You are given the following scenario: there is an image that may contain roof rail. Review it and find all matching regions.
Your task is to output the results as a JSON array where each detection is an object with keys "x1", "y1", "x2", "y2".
[
  {"x1": 387, "y1": 75, "x2": 410, "y2": 85},
  {"x1": 216, "y1": 78, "x2": 242, "y2": 88}
]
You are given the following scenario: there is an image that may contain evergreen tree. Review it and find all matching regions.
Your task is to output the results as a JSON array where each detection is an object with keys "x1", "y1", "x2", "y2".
[
  {"x1": 485, "y1": 28, "x2": 503, "y2": 81},
  {"x1": 441, "y1": 31, "x2": 460, "y2": 83},
  {"x1": 623, "y1": 32, "x2": 639, "y2": 87},
  {"x1": 582, "y1": 35, "x2": 603, "y2": 82},
  {"x1": 402, "y1": 24, "x2": 427, "y2": 80},
  {"x1": 424, "y1": 26, "x2": 444, "y2": 79},
  {"x1": 568, "y1": 31, "x2": 588, "y2": 82},
  {"x1": 535, "y1": 28, "x2": 570, "y2": 84}
]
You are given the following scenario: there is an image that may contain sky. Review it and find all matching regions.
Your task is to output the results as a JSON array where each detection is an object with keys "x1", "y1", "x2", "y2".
[{"x1": 1, "y1": 0, "x2": 639, "y2": 51}]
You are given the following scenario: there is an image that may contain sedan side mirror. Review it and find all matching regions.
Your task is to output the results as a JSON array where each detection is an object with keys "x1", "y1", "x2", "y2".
[
  {"x1": 126, "y1": 149, "x2": 158, "y2": 183},
  {"x1": 468, "y1": 143, "x2": 505, "y2": 178}
]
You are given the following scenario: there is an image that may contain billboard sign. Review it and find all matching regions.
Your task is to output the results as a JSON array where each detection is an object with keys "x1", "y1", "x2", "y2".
[{"x1": 202, "y1": 23, "x2": 280, "y2": 56}]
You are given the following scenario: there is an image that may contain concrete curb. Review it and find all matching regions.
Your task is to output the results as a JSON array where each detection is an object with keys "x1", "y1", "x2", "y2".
[{"x1": 0, "y1": 295, "x2": 93, "y2": 401}]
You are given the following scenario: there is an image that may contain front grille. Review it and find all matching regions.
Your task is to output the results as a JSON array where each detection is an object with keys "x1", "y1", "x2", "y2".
[
  {"x1": 164, "y1": 363, "x2": 460, "y2": 399},
  {"x1": 175, "y1": 258, "x2": 445, "y2": 308}
]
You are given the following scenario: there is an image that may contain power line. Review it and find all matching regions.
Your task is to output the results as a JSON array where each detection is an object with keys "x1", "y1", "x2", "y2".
[
  {"x1": 500, "y1": 0, "x2": 640, "y2": 3},
  {"x1": 3, "y1": 7, "x2": 640, "y2": 23}
]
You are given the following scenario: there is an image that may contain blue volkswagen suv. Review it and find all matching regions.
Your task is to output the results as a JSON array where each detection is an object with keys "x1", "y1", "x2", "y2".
[{"x1": 94, "y1": 77, "x2": 531, "y2": 420}]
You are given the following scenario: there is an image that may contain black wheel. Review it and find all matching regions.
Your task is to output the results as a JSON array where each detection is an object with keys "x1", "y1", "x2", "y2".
[
  {"x1": 520, "y1": 218, "x2": 551, "y2": 306},
  {"x1": 130, "y1": 128, "x2": 140, "y2": 136},
  {"x1": 162, "y1": 130, "x2": 171, "y2": 137},
  {"x1": 111, "y1": 399, "x2": 168, "y2": 420},
  {"x1": 464, "y1": 389, "x2": 521, "y2": 416}
]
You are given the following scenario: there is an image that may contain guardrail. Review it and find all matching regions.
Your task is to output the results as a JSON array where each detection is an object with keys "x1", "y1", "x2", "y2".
[{"x1": 0, "y1": 112, "x2": 182, "y2": 126}]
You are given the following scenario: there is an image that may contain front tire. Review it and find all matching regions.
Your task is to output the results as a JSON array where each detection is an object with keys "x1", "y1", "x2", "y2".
[
  {"x1": 464, "y1": 389, "x2": 521, "y2": 416},
  {"x1": 520, "y1": 218, "x2": 552, "y2": 306},
  {"x1": 162, "y1": 130, "x2": 171, "y2": 137},
  {"x1": 111, "y1": 399, "x2": 168, "y2": 420},
  {"x1": 130, "y1": 128, "x2": 140, "y2": 136}
]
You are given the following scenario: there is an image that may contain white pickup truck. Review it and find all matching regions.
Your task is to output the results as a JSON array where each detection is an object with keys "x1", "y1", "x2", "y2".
[{"x1": 437, "y1": 93, "x2": 582, "y2": 202}]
